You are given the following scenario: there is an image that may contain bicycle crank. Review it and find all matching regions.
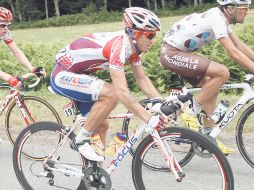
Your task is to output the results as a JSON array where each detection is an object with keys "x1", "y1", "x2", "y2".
[{"x1": 83, "y1": 166, "x2": 112, "y2": 190}]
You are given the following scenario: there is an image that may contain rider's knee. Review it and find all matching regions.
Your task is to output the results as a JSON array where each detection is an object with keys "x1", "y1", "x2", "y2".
[
  {"x1": 221, "y1": 66, "x2": 230, "y2": 81},
  {"x1": 103, "y1": 85, "x2": 119, "y2": 105}
]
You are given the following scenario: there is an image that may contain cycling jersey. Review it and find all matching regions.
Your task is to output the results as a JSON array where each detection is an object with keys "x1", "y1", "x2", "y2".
[
  {"x1": 54, "y1": 30, "x2": 141, "y2": 74},
  {"x1": 0, "y1": 29, "x2": 13, "y2": 44},
  {"x1": 163, "y1": 7, "x2": 232, "y2": 52},
  {"x1": 51, "y1": 30, "x2": 141, "y2": 116}
]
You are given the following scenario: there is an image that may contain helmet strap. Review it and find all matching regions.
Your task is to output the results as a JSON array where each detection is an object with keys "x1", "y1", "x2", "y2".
[{"x1": 126, "y1": 28, "x2": 141, "y2": 54}]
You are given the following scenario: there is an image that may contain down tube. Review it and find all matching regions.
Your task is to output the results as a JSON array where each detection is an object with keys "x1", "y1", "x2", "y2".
[{"x1": 106, "y1": 123, "x2": 146, "y2": 175}]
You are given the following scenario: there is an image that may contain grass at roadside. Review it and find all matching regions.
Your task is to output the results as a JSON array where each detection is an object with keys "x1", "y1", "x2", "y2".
[{"x1": 12, "y1": 10, "x2": 254, "y2": 46}]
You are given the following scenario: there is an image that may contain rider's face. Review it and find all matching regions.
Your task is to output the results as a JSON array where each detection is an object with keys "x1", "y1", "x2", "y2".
[
  {"x1": 0, "y1": 23, "x2": 9, "y2": 36},
  {"x1": 136, "y1": 32, "x2": 156, "y2": 53},
  {"x1": 234, "y1": 6, "x2": 249, "y2": 23},
  {"x1": 227, "y1": 5, "x2": 249, "y2": 24}
]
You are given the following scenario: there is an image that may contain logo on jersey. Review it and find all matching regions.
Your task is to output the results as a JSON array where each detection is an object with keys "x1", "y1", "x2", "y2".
[{"x1": 163, "y1": 54, "x2": 198, "y2": 70}]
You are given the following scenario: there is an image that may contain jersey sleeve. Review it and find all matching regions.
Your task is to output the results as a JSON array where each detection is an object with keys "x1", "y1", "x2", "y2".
[
  {"x1": 1, "y1": 29, "x2": 13, "y2": 44},
  {"x1": 210, "y1": 13, "x2": 231, "y2": 39},
  {"x1": 108, "y1": 36, "x2": 126, "y2": 71},
  {"x1": 128, "y1": 53, "x2": 142, "y2": 66}
]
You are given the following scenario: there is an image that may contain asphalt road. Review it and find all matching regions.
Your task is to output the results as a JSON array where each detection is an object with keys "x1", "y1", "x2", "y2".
[{"x1": 0, "y1": 133, "x2": 254, "y2": 190}]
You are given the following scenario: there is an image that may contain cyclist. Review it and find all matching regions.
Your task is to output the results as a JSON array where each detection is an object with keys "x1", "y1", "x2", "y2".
[
  {"x1": 160, "y1": 0, "x2": 253, "y2": 154},
  {"x1": 50, "y1": 7, "x2": 165, "y2": 161},
  {"x1": 0, "y1": 7, "x2": 46, "y2": 143}
]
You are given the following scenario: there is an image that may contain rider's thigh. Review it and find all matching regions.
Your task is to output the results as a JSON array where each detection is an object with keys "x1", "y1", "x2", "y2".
[
  {"x1": 205, "y1": 61, "x2": 230, "y2": 79},
  {"x1": 98, "y1": 82, "x2": 118, "y2": 103}
]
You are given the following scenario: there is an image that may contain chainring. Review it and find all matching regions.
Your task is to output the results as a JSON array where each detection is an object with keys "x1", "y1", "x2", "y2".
[{"x1": 83, "y1": 166, "x2": 112, "y2": 190}]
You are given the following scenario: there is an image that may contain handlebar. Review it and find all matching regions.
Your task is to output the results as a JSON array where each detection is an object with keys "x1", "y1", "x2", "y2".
[{"x1": 21, "y1": 73, "x2": 41, "y2": 89}]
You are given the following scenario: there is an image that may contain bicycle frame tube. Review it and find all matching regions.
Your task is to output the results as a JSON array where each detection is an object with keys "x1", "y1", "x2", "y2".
[
  {"x1": 106, "y1": 123, "x2": 146, "y2": 174},
  {"x1": 150, "y1": 130, "x2": 183, "y2": 180},
  {"x1": 14, "y1": 93, "x2": 35, "y2": 124},
  {"x1": 209, "y1": 83, "x2": 254, "y2": 138},
  {"x1": 0, "y1": 90, "x2": 17, "y2": 115}
]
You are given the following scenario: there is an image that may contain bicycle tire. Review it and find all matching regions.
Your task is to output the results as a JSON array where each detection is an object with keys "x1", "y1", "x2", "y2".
[
  {"x1": 132, "y1": 127, "x2": 234, "y2": 190},
  {"x1": 236, "y1": 103, "x2": 254, "y2": 169},
  {"x1": 13, "y1": 121, "x2": 85, "y2": 190},
  {"x1": 122, "y1": 99, "x2": 194, "y2": 171},
  {"x1": 5, "y1": 96, "x2": 62, "y2": 147}
]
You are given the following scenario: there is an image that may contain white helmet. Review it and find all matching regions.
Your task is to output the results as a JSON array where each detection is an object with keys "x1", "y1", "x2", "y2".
[
  {"x1": 123, "y1": 7, "x2": 161, "y2": 32},
  {"x1": 217, "y1": 0, "x2": 251, "y2": 5}
]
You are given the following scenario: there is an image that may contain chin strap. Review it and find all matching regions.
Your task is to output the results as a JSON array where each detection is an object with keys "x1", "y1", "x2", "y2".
[{"x1": 126, "y1": 28, "x2": 141, "y2": 54}]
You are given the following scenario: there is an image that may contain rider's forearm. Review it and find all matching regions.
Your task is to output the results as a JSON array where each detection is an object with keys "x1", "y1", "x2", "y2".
[
  {"x1": 0, "y1": 70, "x2": 12, "y2": 81},
  {"x1": 230, "y1": 33, "x2": 254, "y2": 62},
  {"x1": 116, "y1": 86, "x2": 151, "y2": 123},
  {"x1": 237, "y1": 44, "x2": 254, "y2": 62},
  {"x1": 227, "y1": 48, "x2": 254, "y2": 72},
  {"x1": 12, "y1": 48, "x2": 34, "y2": 72},
  {"x1": 136, "y1": 76, "x2": 162, "y2": 99}
]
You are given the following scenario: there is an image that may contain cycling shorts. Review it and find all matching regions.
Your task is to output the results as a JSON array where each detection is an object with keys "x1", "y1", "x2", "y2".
[
  {"x1": 160, "y1": 43, "x2": 211, "y2": 87},
  {"x1": 50, "y1": 64, "x2": 105, "y2": 116}
]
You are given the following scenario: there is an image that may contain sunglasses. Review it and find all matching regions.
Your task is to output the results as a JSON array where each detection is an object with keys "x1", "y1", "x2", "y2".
[{"x1": 143, "y1": 32, "x2": 157, "y2": 40}]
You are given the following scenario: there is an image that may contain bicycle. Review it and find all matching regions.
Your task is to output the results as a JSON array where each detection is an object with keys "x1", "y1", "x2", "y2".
[
  {"x1": 122, "y1": 73, "x2": 254, "y2": 170},
  {"x1": 0, "y1": 73, "x2": 62, "y2": 159},
  {"x1": 13, "y1": 97, "x2": 234, "y2": 190}
]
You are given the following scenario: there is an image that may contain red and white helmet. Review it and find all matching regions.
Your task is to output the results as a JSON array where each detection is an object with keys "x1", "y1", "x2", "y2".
[
  {"x1": 123, "y1": 7, "x2": 161, "y2": 32},
  {"x1": 0, "y1": 7, "x2": 13, "y2": 23},
  {"x1": 217, "y1": 0, "x2": 251, "y2": 5}
]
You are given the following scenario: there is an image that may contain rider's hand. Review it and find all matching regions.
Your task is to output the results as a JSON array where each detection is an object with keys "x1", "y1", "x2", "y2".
[
  {"x1": 147, "y1": 115, "x2": 167, "y2": 130},
  {"x1": 7, "y1": 76, "x2": 24, "y2": 89},
  {"x1": 32, "y1": 67, "x2": 46, "y2": 78}
]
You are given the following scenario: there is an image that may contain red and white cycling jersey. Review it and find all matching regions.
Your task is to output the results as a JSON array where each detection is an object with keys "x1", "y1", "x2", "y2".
[
  {"x1": 0, "y1": 29, "x2": 13, "y2": 44},
  {"x1": 163, "y1": 7, "x2": 232, "y2": 52},
  {"x1": 55, "y1": 30, "x2": 141, "y2": 74}
]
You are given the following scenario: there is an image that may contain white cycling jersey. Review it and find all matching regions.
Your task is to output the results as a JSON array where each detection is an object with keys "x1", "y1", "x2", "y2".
[
  {"x1": 163, "y1": 7, "x2": 232, "y2": 52},
  {"x1": 0, "y1": 29, "x2": 13, "y2": 44}
]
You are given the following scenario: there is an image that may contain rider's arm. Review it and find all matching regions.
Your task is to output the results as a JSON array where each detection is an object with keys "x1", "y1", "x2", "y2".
[
  {"x1": 7, "y1": 40, "x2": 34, "y2": 72},
  {"x1": 229, "y1": 33, "x2": 254, "y2": 62},
  {"x1": 218, "y1": 36, "x2": 254, "y2": 72},
  {"x1": 109, "y1": 68, "x2": 152, "y2": 123},
  {"x1": 130, "y1": 64, "x2": 162, "y2": 99},
  {"x1": 0, "y1": 70, "x2": 12, "y2": 81}
]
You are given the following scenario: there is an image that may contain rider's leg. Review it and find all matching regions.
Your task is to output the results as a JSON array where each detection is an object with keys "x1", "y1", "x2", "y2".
[
  {"x1": 195, "y1": 61, "x2": 230, "y2": 107},
  {"x1": 96, "y1": 120, "x2": 109, "y2": 146},
  {"x1": 75, "y1": 83, "x2": 118, "y2": 161},
  {"x1": 84, "y1": 82, "x2": 118, "y2": 132}
]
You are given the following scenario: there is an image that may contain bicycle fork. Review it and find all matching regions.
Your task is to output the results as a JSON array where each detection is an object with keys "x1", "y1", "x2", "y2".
[{"x1": 150, "y1": 129, "x2": 185, "y2": 182}]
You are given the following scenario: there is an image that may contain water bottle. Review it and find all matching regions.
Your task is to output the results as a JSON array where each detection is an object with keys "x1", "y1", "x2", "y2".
[
  {"x1": 211, "y1": 100, "x2": 230, "y2": 124},
  {"x1": 105, "y1": 132, "x2": 126, "y2": 157}
]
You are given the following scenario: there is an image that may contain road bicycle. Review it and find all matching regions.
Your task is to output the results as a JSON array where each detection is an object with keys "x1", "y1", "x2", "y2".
[
  {"x1": 13, "y1": 97, "x2": 234, "y2": 190},
  {"x1": 0, "y1": 73, "x2": 62, "y2": 159},
  {"x1": 122, "y1": 73, "x2": 254, "y2": 171}
]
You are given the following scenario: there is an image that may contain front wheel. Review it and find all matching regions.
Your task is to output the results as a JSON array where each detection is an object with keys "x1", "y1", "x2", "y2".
[
  {"x1": 132, "y1": 127, "x2": 234, "y2": 190},
  {"x1": 236, "y1": 104, "x2": 254, "y2": 168},
  {"x1": 13, "y1": 121, "x2": 85, "y2": 190},
  {"x1": 122, "y1": 98, "x2": 194, "y2": 171}
]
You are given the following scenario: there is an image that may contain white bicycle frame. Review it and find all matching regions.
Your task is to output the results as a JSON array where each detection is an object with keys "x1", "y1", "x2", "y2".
[
  {"x1": 43, "y1": 115, "x2": 183, "y2": 181},
  {"x1": 170, "y1": 74, "x2": 254, "y2": 139}
]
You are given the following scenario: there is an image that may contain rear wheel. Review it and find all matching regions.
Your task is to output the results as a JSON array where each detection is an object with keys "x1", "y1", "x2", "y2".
[
  {"x1": 13, "y1": 121, "x2": 85, "y2": 190},
  {"x1": 132, "y1": 127, "x2": 234, "y2": 190}
]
